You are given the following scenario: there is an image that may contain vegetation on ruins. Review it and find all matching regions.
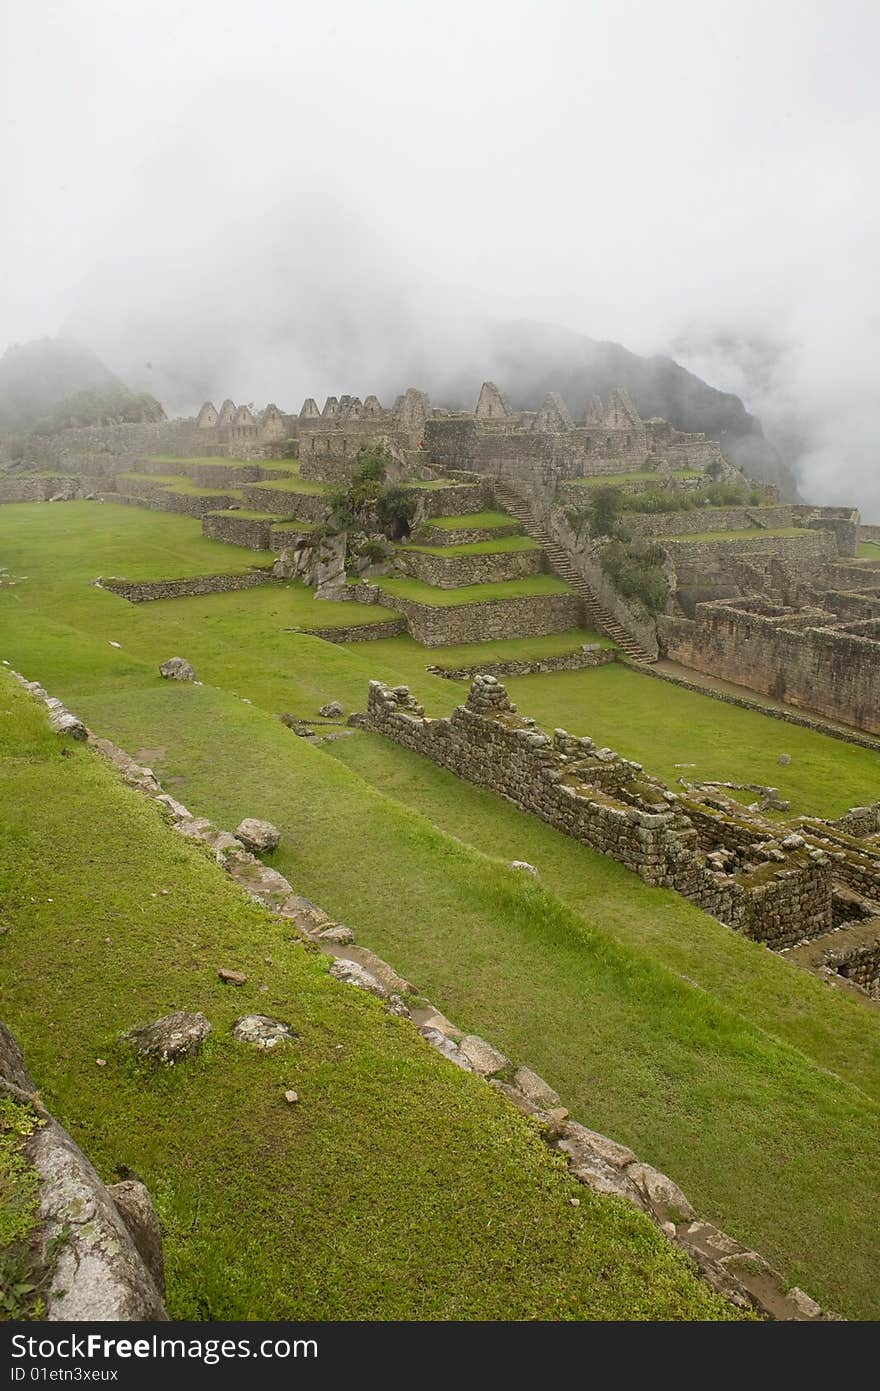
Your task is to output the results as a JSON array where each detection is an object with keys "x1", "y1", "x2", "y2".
[
  {"x1": 621, "y1": 482, "x2": 767, "y2": 513},
  {"x1": 599, "y1": 539, "x2": 670, "y2": 614}
]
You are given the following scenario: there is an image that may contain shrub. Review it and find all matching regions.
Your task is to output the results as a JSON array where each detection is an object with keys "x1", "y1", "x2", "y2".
[
  {"x1": 600, "y1": 539, "x2": 669, "y2": 614},
  {"x1": 357, "y1": 538, "x2": 392, "y2": 563},
  {"x1": 354, "y1": 445, "x2": 389, "y2": 484},
  {"x1": 376, "y1": 485, "x2": 416, "y2": 539},
  {"x1": 589, "y1": 486, "x2": 622, "y2": 538}
]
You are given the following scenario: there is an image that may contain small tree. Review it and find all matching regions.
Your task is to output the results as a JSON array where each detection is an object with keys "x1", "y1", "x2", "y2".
[{"x1": 590, "y1": 486, "x2": 622, "y2": 537}]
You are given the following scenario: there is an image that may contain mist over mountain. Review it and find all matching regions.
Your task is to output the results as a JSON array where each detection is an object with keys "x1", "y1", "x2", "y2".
[{"x1": 0, "y1": 337, "x2": 118, "y2": 432}]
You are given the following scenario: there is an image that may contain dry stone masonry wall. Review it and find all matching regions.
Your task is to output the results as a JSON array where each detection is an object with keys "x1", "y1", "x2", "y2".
[{"x1": 361, "y1": 677, "x2": 833, "y2": 948}]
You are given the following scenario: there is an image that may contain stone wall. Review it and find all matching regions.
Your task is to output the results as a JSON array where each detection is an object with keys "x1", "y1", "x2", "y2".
[
  {"x1": 240, "y1": 485, "x2": 330, "y2": 522},
  {"x1": 626, "y1": 505, "x2": 795, "y2": 539},
  {"x1": 23, "y1": 420, "x2": 201, "y2": 465},
  {"x1": 98, "y1": 571, "x2": 277, "y2": 603},
  {"x1": 394, "y1": 545, "x2": 543, "y2": 588},
  {"x1": 427, "y1": 647, "x2": 615, "y2": 680},
  {"x1": 0, "y1": 474, "x2": 106, "y2": 502},
  {"x1": 372, "y1": 588, "x2": 583, "y2": 646},
  {"x1": 362, "y1": 678, "x2": 832, "y2": 946},
  {"x1": 269, "y1": 522, "x2": 317, "y2": 552},
  {"x1": 201, "y1": 512, "x2": 275, "y2": 550},
  {"x1": 663, "y1": 529, "x2": 835, "y2": 574},
  {"x1": 415, "y1": 519, "x2": 522, "y2": 545},
  {"x1": 412, "y1": 482, "x2": 492, "y2": 520},
  {"x1": 659, "y1": 601, "x2": 880, "y2": 735},
  {"x1": 538, "y1": 501, "x2": 661, "y2": 659},
  {"x1": 298, "y1": 616, "x2": 408, "y2": 643}
]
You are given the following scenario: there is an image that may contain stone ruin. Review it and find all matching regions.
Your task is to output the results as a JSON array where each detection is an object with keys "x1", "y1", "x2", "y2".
[{"x1": 361, "y1": 676, "x2": 880, "y2": 973}]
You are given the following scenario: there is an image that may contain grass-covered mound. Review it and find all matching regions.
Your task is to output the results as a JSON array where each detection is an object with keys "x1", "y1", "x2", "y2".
[
  {"x1": 401, "y1": 536, "x2": 541, "y2": 557},
  {"x1": 428, "y1": 511, "x2": 522, "y2": 530},
  {"x1": 378, "y1": 574, "x2": 573, "y2": 607},
  {"x1": 0, "y1": 676, "x2": 739, "y2": 1322}
]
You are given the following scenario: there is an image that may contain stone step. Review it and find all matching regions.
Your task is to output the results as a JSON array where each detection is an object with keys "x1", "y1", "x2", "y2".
[{"x1": 494, "y1": 484, "x2": 654, "y2": 662}]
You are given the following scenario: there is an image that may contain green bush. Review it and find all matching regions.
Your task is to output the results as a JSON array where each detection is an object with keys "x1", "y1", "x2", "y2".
[
  {"x1": 354, "y1": 445, "x2": 389, "y2": 484},
  {"x1": 589, "y1": 486, "x2": 622, "y2": 537},
  {"x1": 357, "y1": 538, "x2": 392, "y2": 563},
  {"x1": 376, "y1": 485, "x2": 416, "y2": 539},
  {"x1": 600, "y1": 538, "x2": 669, "y2": 614}
]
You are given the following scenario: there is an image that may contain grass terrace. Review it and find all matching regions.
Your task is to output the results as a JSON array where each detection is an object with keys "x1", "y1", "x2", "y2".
[
  {"x1": 567, "y1": 470, "x2": 704, "y2": 489},
  {"x1": 10, "y1": 666, "x2": 876, "y2": 1319},
  {"x1": 428, "y1": 512, "x2": 521, "y2": 531},
  {"x1": 378, "y1": 574, "x2": 573, "y2": 607},
  {"x1": 205, "y1": 508, "x2": 296, "y2": 522},
  {"x1": 401, "y1": 536, "x2": 541, "y2": 558},
  {"x1": 143, "y1": 461, "x2": 294, "y2": 478},
  {"x1": 119, "y1": 472, "x2": 244, "y2": 499},
  {"x1": 244, "y1": 476, "x2": 331, "y2": 497},
  {"x1": 402, "y1": 479, "x2": 463, "y2": 490},
  {"x1": 856, "y1": 540, "x2": 880, "y2": 558},
  {"x1": 663, "y1": 527, "x2": 812, "y2": 543},
  {"x1": 498, "y1": 663, "x2": 880, "y2": 818},
  {"x1": 0, "y1": 677, "x2": 740, "y2": 1322},
  {"x1": 4, "y1": 503, "x2": 880, "y2": 1315}
]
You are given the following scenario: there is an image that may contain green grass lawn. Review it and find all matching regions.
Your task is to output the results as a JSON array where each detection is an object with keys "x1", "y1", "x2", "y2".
[
  {"x1": 3, "y1": 502, "x2": 880, "y2": 1316},
  {"x1": 427, "y1": 511, "x2": 520, "y2": 530},
  {"x1": 402, "y1": 478, "x2": 462, "y2": 490},
  {"x1": 245, "y1": 476, "x2": 330, "y2": 496},
  {"x1": 378, "y1": 574, "x2": 572, "y2": 607},
  {"x1": 499, "y1": 663, "x2": 880, "y2": 818},
  {"x1": 145, "y1": 455, "x2": 297, "y2": 472},
  {"x1": 1, "y1": 678, "x2": 741, "y2": 1322},
  {"x1": 856, "y1": 540, "x2": 880, "y2": 558},
  {"x1": 119, "y1": 473, "x2": 245, "y2": 500},
  {"x1": 663, "y1": 527, "x2": 812, "y2": 543},
  {"x1": 567, "y1": 470, "x2": 704, "y2": 488},
  {"x1": 17, "y1": 671, "x2": 876, "y2": 1320},
  {"x1": 205, "y1": 508, "x2": 294, "y2": 522},
  {"x1": 402, "y1": 536, "x2": 541, "y2": 557}
]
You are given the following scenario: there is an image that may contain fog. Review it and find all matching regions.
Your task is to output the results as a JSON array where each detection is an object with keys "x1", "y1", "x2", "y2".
[{"x1": 2, "y1": 1, "x2": 878, "y2": 514}]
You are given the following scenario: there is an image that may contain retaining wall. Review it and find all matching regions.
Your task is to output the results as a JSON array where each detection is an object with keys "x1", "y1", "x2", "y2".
[
  {"x1": 395, "y1": 545, "x2": 543, "y2": 588},
  {"x1": 362, "y1": 679, "x2": 831, "y2": 946},
  {"x1": 659, "y1": 602, "x2": 880, "y2": 736},
  {"x1": 373, "y1": 588, "x2": 583, "y2": 646},
  {"x1": 98, "y1": 571, "x2": 277, "y2": 603}
]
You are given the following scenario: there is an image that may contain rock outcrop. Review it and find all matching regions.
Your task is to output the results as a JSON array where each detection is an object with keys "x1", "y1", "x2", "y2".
[{"x1": 0, "y1": 1023, "x2": 167, "y2": 1321}]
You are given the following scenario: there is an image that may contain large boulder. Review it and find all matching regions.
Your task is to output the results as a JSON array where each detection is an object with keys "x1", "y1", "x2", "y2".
[
  {"x1": 234, "y1": 818, "x2": 281, "y2": 854},
  {"x1": 127, "y1": 1010, "x2": 211, "y2": 1064},
  {"x1": 458, "y1": 1034, "x2": 509, "y2": 1077},
  {"x1": 159, "y1": 656, "x2": 196, "y2": 682},
  {"x1": 313, "y1": 532, "x2": 348, "y2": 600},
  {"x1": 107, "y1": 1179, "x2": 166, "y2": 1297}
]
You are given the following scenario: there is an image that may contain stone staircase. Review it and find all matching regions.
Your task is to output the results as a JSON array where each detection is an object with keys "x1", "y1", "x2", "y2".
[{"x1": 493, "y1": 484, "x2": 654, "y2": 662}]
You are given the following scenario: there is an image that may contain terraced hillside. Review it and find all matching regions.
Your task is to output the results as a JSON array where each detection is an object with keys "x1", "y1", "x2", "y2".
[
  {"x1": 2, "y1": 676, "x2": 742, "y2": 1320},
  {"x1": 1, "y1": 502, "x2": 879, "y2": 1318}
]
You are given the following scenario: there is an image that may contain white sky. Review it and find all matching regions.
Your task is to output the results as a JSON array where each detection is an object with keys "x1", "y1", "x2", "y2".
[{"x1": 1, "y1": 0, "x2": 878, "y2": 507}]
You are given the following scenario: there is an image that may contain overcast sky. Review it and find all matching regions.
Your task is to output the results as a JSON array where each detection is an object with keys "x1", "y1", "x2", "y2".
[{"x1": 1, "y1": 1, "x2": 878, "y2": 509}]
